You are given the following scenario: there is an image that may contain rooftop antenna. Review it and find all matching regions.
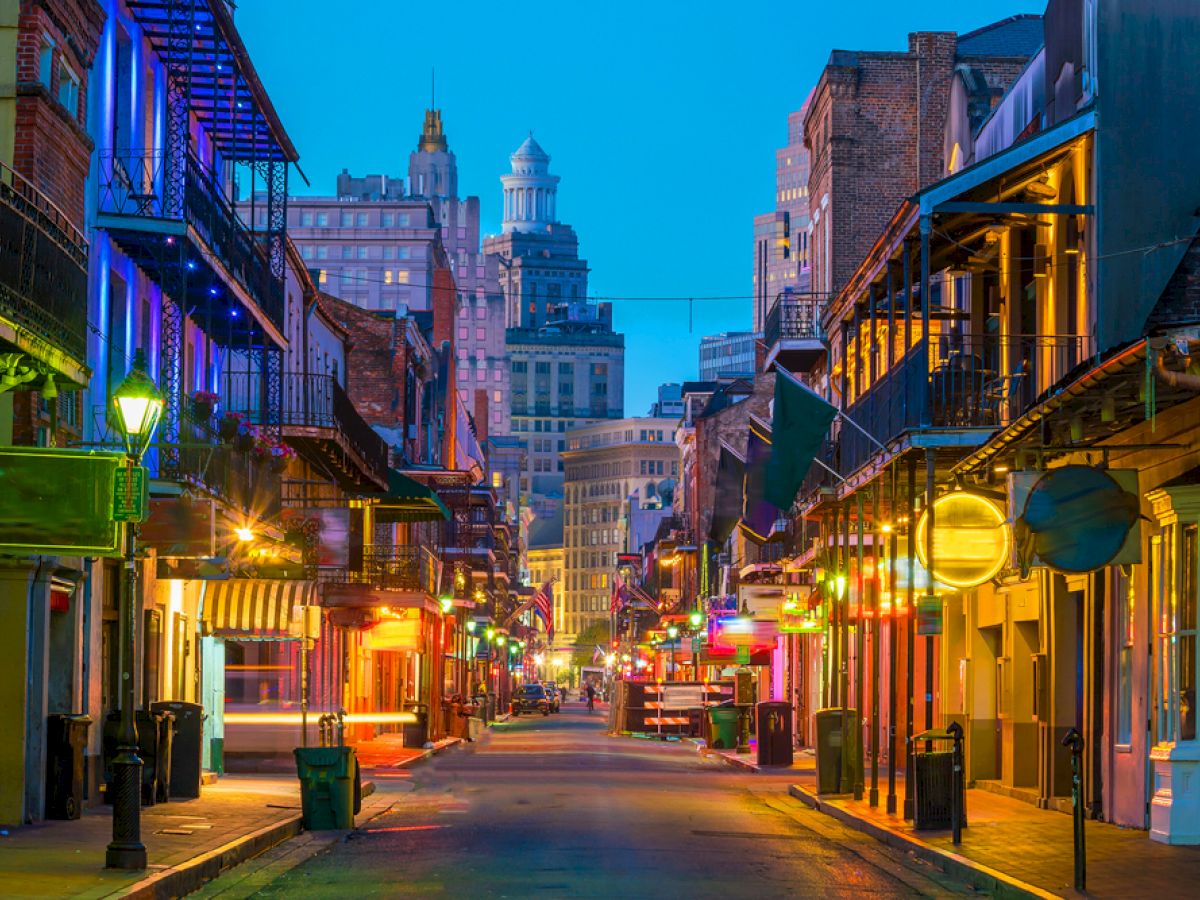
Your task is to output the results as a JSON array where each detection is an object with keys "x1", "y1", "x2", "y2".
[{"x1": 431, "y1": 67, "x2": 436, "y2": 109}]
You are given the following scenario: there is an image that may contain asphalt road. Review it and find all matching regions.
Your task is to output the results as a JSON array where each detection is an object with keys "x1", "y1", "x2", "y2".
[{"x1": 201, "y1": 703, "x2": 981, "y2": 899}]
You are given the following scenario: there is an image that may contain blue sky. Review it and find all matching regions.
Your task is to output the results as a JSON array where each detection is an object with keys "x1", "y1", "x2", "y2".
[{"x1": 237, "y1": 0, "x2": 1035, "y2": 414}]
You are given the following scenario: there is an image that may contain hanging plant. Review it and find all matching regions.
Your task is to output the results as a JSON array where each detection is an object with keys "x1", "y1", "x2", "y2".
[
  {"x1": 235, "y1": 420, "x2": 257, "y2": 453},
  {"x1": 191, "y1": 390, "x2": 219, "y2": 421},
  {"x1": 219, "y1": 410, "x2": 246, "y2": 442},
  {"x1": 268, "y1": 442, "x2": 297, "y2": 474}
]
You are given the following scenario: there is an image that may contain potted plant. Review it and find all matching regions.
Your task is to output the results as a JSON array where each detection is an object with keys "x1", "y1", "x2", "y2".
[
  {"x1": 268, "y1": 442, "x2": 297, "y2": 474},
  {"x1": 191, "y1": 390, "x2": 219, "y2": 421},
  {"x1": 235, "y1": 420, "x2": 257, "y2": 453},
  {"x1": 219, "y1": 410, "x2": 245, "y2": 442}
]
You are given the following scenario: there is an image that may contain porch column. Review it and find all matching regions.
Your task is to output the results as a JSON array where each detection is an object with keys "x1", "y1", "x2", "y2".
[
  {"x1": 919, "y1": 216, "x2": 932, "y2": 427},
  {"x1": 886, "y1": 261, "x2": 896, "y2": 371},
  {"x1": 904, "y1": 455, "x2": 917, "y2": 820}
]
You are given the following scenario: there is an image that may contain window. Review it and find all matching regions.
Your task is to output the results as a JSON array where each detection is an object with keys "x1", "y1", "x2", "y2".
[
  {"x1": 341, "y1": 245, "x2": 353, "y2": 259},
  {"x1": 1153, "y1": 522, "x2": 1199, "y2": 744},
  {"x1": 356, "y1": 213, "x2": 368, "y2": 226},
  {"x1": 1116, "y1": 566, "x2": 1135, "y2": 746},
  {"x1": 316, "y1": 246, "x2": 328, "y2": 260},
  {"x1": 57, "y1": 61, "x2": 80, "y2": 117},
  {"x1": 301, "y1": 246, "x2": 313, "y2": 260},
  {"x1": 38, "y1": 38, "x2": 54, "y2": 89},
  {"x1": 476, "y1": 327, "x2": 487, "y2": 340},
  {"x1": 385, "y1": 271, "x2": 394, "y2": 285},
  {"x1": 535, "y1": 362, "x2": 551, "y2": 375},
  {"x1": 396, "y1": 214, "x2": 411, "y2": 227},
  {"x1": 316, "y1": 213, "x2": 329, "y2": 226},
  {"x1": 301, "y1": 211, "x2": 314, "y2": 226},
  {"x1": 340, "y1": 213, "x2": 353, "y2": 227},
  {"x1": 318, "y1": 269, "x2": 327, "y2": 285},
  {"x1": 513, "y1": 361, "x2": 527, "y2": 374},
  {"x1": 357, "y1": 246, "x2": 368, "y2": 259},
  {"x1": 382, "y1": 213, "x2": 394, "y2": 227},
  {"x1": 396, "y1": 271, "x2": 409, "y2": 284}
]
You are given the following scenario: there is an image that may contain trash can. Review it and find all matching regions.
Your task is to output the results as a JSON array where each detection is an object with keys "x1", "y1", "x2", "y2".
[
  {"x1": 294, "y1": 746, "x2": 357, "y2": 830},
  {"x1": 152, "y1": 701, "x2": 203, "y2": 799},
  {"x1": 402, "y1": 704, "x2": 429, "y2": 747},
  {"x1": 756, "y1": 701, "x2": 793, "y2": 767},
  {"x1": 687, "y1": 708, "x2": 704, "y2": 739},
  {"x1": 153, "y1": 710, "x2": 174, "y2": 804},
  {"x1": 913, "y1": 750, "x2": 956, "y2": 830},
  {"x1": 103, "y1": 710, "x2": 171, "y2": 806},
  {"x1": 45, "y1": 714, "x2": 91, "y2": 819},
  {"x1": 707, "y1": 703, "x2": 740, "y2": 750},
  {"x1": 486, "y1": 692, "x2": 498, "y2": 723},
  {"x1": 815, "y1": 707, "x2": 857, "y2": 794}
]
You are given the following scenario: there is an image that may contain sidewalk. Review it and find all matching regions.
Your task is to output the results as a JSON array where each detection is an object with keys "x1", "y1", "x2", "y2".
[
  {"x1": 698, "y1": 741, "x2": 815, "y2": 773},
  {"x1": 353, "y1": 734, "x2": 462, "y2": 769},
  {"x1": 790, "y1": 771, "x2": 1200, "y2": 898},
  {"x1": 0, "y1": 733, "x2": 467, "y2": 900}
]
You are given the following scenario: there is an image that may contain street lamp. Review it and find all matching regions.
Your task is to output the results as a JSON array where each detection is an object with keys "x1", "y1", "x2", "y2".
[{"x1": 107, "y1": 350, "x2": 163, "y2": 870}]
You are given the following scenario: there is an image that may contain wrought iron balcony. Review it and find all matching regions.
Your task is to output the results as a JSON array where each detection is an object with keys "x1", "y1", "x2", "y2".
[
  {"x1": 220, "y1": 371, "x2": 389, "y2": 490},
  {"x1": 840, "y1": 332, "x2": 1088, "y2": 475},
  {"x1": 96, "y1": 150, "x2": 284, "y2": 337},
  {"x1": 0, "y1": 162, "x2": 88, "y2": 380},
  {"x1": 763, "y1": 293, "x2": 827, "y2": 372},
  {"x1": 322, "y1": 544, "x2": 439, "y2": 596}
]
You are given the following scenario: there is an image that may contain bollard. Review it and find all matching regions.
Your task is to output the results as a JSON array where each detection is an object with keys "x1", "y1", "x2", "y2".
[
  {"x1": 947, "y1": 721, "x2": 964, "y2": 845},
  {"x1": 1062, "y1": 728, "x2": 1086, "y2": 892}
]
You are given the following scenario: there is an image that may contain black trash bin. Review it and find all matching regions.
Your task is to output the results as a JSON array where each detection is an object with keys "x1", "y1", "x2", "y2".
[
  {"x1": 103, "y1": 710, "x2": 172, "y2": 806},
  {"x1": 45, "y1": 714, "x2": 91, "y2": 819},
  {"x1": 402, "y1": 704, "x2": 429, "y2": 747},
  {"x1": 152, "y1": 701, "x2": 203, "y2": 799},
  {"x1": 912, "y1": 749, "x2": 968, "y2": 830},
  {"x1": 814, "y1": 707, "x2": 857, "y2": 794},
  {"x1": 756, "y1": 701, "x2": 793, "y2": 767}
]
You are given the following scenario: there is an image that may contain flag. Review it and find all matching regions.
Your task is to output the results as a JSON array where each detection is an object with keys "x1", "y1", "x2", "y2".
[
  {"x1": 592, "y1": 645, "x2": 605, "y2": 664},
  {"x1": 740, "y1": 417, "x2": 780, "y2": 544},
  {"x1": 765, "y1": 367, "x2": 838, "y2": 510},
  {"x1": 710, "y1": 441, "x2": 746, "y2": 543},
  {"x1": 532, "y1": 579, "x2": 555, "y2": 640},
  {"x1": 610, "y1": 572, "x2": 626, "y2": 613}
]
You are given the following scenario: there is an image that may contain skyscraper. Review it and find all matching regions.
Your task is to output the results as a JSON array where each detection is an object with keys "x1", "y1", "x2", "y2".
[{"x1": 286, "y1": 109, "x2": 511, "y2": 435}]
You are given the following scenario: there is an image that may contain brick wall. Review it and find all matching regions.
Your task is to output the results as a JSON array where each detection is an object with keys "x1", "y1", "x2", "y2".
[
  {"x1": 1147, "y1": 236, "x2": 1200, "y2": 330},
  {"x1": 13, "y1": 0, "x2": 104, "y2": 230},
  {"x1": 319, "y1": 294, "x2": 409, "y2": 436}
]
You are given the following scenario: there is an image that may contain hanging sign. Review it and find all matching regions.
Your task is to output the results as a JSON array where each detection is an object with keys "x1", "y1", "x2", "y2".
[
  {"x1": 779, "y1": 587, "x2": 824, "y2": 633},
  {"x1": 916, "y1": 492, "x2": 1009, "y2": 589},
  {"x1": 113, "y1": 465, "x2": 148, "y2": 522},
  {"x1": 916, "y1": 595, "x2": 943, "y2": 635}
]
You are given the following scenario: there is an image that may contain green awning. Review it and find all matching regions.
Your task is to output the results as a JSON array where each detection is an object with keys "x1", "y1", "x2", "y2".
[{"x1": 373, "y1": 470, "x2": 451, "y2": 523}]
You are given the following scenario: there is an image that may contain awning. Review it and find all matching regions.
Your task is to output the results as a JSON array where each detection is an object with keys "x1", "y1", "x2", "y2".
[
  {"x1": 372, "y1": 469, "x2": 451, "y2": 523},
  {"x1": 202, "y1": 579, "x2": 315, "y2": 640}
]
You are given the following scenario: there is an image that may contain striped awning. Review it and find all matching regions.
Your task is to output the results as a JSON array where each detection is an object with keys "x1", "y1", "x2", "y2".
[{"x1": 201, "y1": 579, "x2": 315, "y2": 640}]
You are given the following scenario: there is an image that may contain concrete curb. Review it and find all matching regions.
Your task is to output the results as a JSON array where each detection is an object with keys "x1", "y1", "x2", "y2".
[
  {"x1": 787, "y1": 784, "x2": 1060, "y2": 900},
  {"x1": 698, "y1": 746, "x2": 761, "y2": 771},
  {"x1": 121, "y1": 814, "x2": 302, "y2": 900}
]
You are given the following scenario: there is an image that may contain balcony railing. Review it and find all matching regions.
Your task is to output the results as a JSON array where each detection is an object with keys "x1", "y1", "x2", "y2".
[
  {"x1": 322, "y1": 544, "x2": 438, "y2": 595},
  {"x1": 0, "y1": 162, "x2": 88, "y2": 367},
  {"x1": 98, "y1": 150, "x2": 283, "y2": 330},
  {"x1": 160, "y1": 407, "x2": 282, "y2": 519},
  {"x1": 840, "y1": 332, "x2": 1087, "y2": 474},
  {"x1": 222, "y1": 372, "x2": 389, "y2": 482},
  {"x1": 764, "y1": 294, "x2": 825, "y2": 348}
]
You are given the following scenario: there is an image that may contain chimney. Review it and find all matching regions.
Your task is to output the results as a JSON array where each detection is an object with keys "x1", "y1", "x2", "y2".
[{"x1": 473, "y1": 389, "x2": 490, "y2": 443}]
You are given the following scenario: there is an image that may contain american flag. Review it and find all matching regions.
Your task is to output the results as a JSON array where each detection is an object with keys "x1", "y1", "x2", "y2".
[
  {"x1": 610, "y1": 572, "x2": 626, "y2": 613},
  {"x1": 532, "y1": 579, "x2": 555, "y2": 640}
]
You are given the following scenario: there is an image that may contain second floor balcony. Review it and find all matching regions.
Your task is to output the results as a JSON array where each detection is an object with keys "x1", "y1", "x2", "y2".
[
  {"x1": 763, "y1": 292, "x2": 827, "y2": 372},
  {"x1": 0, "y1": 163, "x2": 88, "y2": 386},
  {"x1": 221, "y1": 371, "x2": 390, "y2": 492},
  {"x1": 320, "y1": 543, "x2": 440, "y2": 604},
  {"x1": 839, "y1": 331, "x2": 1088, "y2": 475}
]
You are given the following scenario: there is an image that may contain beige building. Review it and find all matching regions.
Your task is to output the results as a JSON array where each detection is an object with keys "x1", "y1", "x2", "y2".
[{"x1": 561, "y1": 418, "x2": 680, "y2": 641}]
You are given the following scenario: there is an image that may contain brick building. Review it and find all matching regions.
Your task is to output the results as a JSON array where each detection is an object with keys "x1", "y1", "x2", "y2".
[{"x1": 804, "y1": 17, "x2": 1043, "y2": 300}]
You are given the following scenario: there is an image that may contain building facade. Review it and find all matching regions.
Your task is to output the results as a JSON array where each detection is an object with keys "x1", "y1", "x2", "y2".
[
  {"x1": 699, "y1": 332, "x2": 760, "y2": 381},
  {"x1": 561, "y1": 418, "x2": 679, "y2": 641}
]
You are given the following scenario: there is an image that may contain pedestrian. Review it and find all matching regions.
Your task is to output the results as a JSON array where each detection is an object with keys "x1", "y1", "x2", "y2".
[{"x1": 586, "y1": 681, "x2": 596, "y2": 713}]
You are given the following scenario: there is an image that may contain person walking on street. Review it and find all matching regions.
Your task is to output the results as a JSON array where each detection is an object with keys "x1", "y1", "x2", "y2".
[{"x1": 586, "y1": 682, "x2": 596, "y2": 713}]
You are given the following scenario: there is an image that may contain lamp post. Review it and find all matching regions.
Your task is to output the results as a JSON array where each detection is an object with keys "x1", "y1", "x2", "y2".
[{"x1": 106, "y1": 351, "x2": 164, "y2": 870}]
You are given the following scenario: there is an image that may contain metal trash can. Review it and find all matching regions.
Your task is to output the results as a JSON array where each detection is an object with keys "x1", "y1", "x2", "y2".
[
  {"x1": 403, "y1": 704, "x2": 429, "y2": 747},
  {"x1": 815, "y1": 707, "x2": 857, "y2": 794},
  {"x1": 756, "y1": 701, "x2": 793, "y2": 767},
  {"x1": 45, "y1": 714, "x2": 91, "y2": 819},
  {"x1": 707, "y1": 703, "x2": 740, "y2": 750},
  {"x1": 912, "y1": 750, "x2": 969, "y2": 830},
  {"x1": 151, "y1": 701, "x2": 203, "y2": 799},
  {"x1": 294, "y1": 746, "x2": 357, "y2": 830},
  {"x1": 103, "y1": 710, "x2": 172, "y2": 806}
]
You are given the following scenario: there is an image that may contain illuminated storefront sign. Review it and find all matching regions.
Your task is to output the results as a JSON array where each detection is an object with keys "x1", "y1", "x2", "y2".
[{"x1": 916, "y1": 492, "x2": 1010, "y2": 589}]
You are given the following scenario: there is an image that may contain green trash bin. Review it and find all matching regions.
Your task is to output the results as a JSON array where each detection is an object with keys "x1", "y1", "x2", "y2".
[
  {"x1": 815, "y1": 707, "x2": 857, "y2": 795},
  {"x1": 707, "y1": 705, "x2": 740, "y2": 750},
  {"x1": 294, "y1": 746, "x2": 357, "y2": 830}
]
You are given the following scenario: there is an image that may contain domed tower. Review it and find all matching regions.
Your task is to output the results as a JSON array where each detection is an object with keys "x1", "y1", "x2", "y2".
[{"x1": 501, "y1": 134, "x2": 560, "y2": 234}]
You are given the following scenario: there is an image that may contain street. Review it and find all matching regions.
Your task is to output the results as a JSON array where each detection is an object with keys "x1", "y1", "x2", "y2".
[{"x1": 201, "y1": 703, "x2": 977, "y2": 899}]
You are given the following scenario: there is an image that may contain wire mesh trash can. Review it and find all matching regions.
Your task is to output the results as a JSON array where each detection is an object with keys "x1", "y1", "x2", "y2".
[{"x1": 45, "y1": 714, "x2": 91, "y2": 819}]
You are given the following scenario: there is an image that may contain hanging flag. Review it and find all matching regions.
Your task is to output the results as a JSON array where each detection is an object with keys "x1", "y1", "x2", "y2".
[
  {"x1": 532, "y1": 579, "x2": 555, "y2": 639},
  {"x1": 610, "y1": 572, "x2": 626, "y2": 614},
  {"x1": 765, "y1": 367, "x2": 838, "y2": 511},
  {"x1": 710, "y1": 441, "x2": 746, "y2": 543},
  {"x1": 740, "y1": 417, "x2": 780, "y2": 544}
]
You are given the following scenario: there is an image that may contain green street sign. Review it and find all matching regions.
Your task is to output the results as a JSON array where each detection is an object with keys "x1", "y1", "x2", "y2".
[
  {"x1": 691, "y1": 635, "x2": 702, "y2": 653},
  {"x1": 735, "y1": 645, "x2": 750, "y2": 664},
  {"x1": 113, "y1": 465, "x2": 148, "y2": 522}
]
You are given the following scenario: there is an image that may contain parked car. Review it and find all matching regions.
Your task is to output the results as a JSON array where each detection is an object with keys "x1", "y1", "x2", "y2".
[
  {"x1": 543, "y1": 682, "x2": 562, "y2": 712},
  {"x1": 510, "y1": 683, "x2": 551, "y2": 717}
]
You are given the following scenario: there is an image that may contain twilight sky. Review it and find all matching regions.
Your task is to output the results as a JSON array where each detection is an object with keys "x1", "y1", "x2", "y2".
[{"x1": 237, "y1": 0, "x2": 1035, "y2": 414}]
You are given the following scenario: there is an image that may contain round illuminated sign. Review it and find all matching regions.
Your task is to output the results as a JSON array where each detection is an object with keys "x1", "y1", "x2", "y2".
[{"x1": 915, "y1": 492, "x2": 1010, "y2": 589}]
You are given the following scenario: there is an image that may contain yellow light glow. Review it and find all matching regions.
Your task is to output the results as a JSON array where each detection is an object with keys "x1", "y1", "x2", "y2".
[
  {"x1": 915, "y1": 492, "x2": 1010, "y2": 589},
  {"x1": 881, "y1": 524, "x2": 892, "y2": 534},
  {"x1": 224, "y1": 711, "x2": 419, "y2": 726},
  {"x1": 236, "y1": 527, "x2": 255, "y2": 542}
]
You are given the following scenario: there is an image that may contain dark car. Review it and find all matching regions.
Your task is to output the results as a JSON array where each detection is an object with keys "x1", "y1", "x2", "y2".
[
  {"x1": 511, "y1": 683, "x2": 550, "y2": 717},
  {"x1": 543, "y1": 682, "x2": 562, "y2": 713}
]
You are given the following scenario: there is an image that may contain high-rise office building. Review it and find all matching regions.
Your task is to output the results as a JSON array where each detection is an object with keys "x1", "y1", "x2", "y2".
[{"x1": 699, "y1": 331, "x2": 760, "y2": 380}]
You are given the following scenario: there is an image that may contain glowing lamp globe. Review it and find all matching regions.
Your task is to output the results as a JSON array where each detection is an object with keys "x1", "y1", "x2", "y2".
[
  {"x1": 112, "y1": 350, "x2": 164, "y2": 457},
  {"x1": 916, "y1": 492, "x2": 1010, "y2": 589},
  {"x1": 689, "y1": 610, "x2": 703, "y2": 628},
  {"x1": 667, "y1": 625, "x2": 679, "y2": 639}
]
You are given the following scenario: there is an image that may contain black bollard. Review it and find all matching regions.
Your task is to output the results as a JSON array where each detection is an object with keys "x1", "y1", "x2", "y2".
[
  {"x1": 947, "y1": 721, "x2": 964, "y2": 845},
  {"x1": 1062, "y1": 728, "x2": 1086, "y2": 892}
]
